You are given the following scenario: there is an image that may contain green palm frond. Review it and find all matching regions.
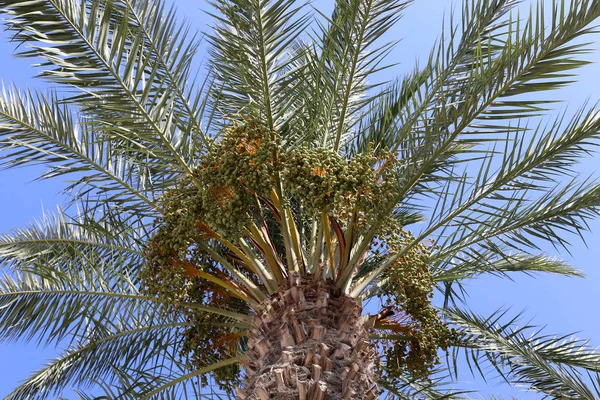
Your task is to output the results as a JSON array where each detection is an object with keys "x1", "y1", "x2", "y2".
[
  {"x1": 5, "y1": 309, "x2": 190, "y2": 400},
  {"x1": 0, "y1": 207, "x2": 144, "y2": 269},
  {"x1": 0, "y1": 0, "x2": 208, "y2": 177},
  {"x1": 119, "y1": 0, "x2": 215, "y2": 156},
  {"x1": 310, "y1": 0, "x2": 410, "y2": 151},
  {"x1": 0, "y1": 208, "x2": 148, "y2": 346},
  {"x1": 400, "y1": 105, "x2": 600, "y2": 301},
  {"x1": 140, "y1": 356, "x2": 245, "y2": 399},
  {"x1": 354, "y1": 104, "x2": 600, "y2": 297},
  {"x1": 404, "y1": 0, "x2": 600, "y2": 196},
  {"x1": 0, "y1": 267, "x2": 247, "y2": 399},
  {"x1": 433, "y1": 252, "x2": 582, "y2": 282},
  {"x1": 356, "y1": 0, "x2": 519, "y2": 156},
  {"x1": 0, "y1": 87, "x2": 158, "y2": 214},
  {"x1": 379, "y1": 367, "x2": 472, "y2": 399},
  {"x1": 429, "y1": 105, "x2": 600, "y2": 230},
  {"x1": 207, "y1": 0, "x2": 311, "y2": 134},
  {"x1": 0, "y1": 260, "x2": 153, "y2": 344},
  {"x1": 368, "y1": 173, "x2": 600, "y2": 301},
  {"x1": 359, "y1": 0, "x2": 599, "y2": 210},
  {"x1": 450, "y1": 308, "x2": 600, "y2": 399},
  {"x1": 0, "y1": 201, "x2": 249, "y2": 398},
  {"x1": 70, "y1": 366, "x2": 189, "y2": 400},
  {"x1": 438, "y1": 175, "x2": 600, "y2": 256},
  {"x1": 0, "y1": 205, "x2": 249, "y2": 333}
]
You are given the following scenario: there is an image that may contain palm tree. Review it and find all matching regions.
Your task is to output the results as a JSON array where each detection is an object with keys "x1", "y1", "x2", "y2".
[{"x1": 2, "y1": 0, "x2": 600, "y2": 398}]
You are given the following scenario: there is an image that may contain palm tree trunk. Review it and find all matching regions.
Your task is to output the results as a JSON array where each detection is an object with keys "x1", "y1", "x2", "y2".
[{"x1": 238, "y1": 273, "x2": 378, "y2": 399}]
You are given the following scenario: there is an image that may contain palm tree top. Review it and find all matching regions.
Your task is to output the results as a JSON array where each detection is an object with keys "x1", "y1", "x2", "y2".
[{"x1": 1, "y1": 0, "x2": 600, "y2": 398}]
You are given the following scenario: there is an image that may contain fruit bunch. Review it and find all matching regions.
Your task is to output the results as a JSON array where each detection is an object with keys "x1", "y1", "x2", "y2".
[{"x1": 373, "y1": 225, "x2": 451, "y2": 380}]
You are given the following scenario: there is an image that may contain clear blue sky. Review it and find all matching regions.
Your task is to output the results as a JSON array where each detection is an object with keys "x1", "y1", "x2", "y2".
[{"x1": 0, "y1": 0, "x2": 599, "y2": 398}]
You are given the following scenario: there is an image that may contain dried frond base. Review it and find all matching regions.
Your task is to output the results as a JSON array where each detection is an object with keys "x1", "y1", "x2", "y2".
[{"x1": 239, "y1": 274, "x2": 378, "y2": 399}]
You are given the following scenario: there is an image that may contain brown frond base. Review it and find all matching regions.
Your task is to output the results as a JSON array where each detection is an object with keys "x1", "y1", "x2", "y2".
[{"x1": 238, "y1": 274, "x2": 378, "y2": 400}]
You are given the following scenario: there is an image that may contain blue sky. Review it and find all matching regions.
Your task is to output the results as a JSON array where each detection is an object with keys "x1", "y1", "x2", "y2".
[{"x1": 0, "y1": 0, "x2": 600, "y2": 398}]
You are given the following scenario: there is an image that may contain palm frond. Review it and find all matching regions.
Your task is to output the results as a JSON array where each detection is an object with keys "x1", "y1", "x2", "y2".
[
  {"x1": 140, "y1": 356, "x2": 244, "y2": 399},
  {"x1": 433, "y1": 252, "x2": 582, "y2": 283},
  {"x1": 207, "y1": 0, "x2": 311, "y2": 135},
  {"x1": 404, "y1": 0, "x2": 600, "y2": 196},
  {"x1": 0, "y1": 266, "x2": 248, "y2": 399},
  {"x1": 354, "y1": 105, "x2": 600, "y2": 297},
  {"x1": 0, "y1": 264, "x2": 150, "y2": 345},
  {"x1": 434, "y1": 175, "x2": 600, "y2": 267},
  {"x1": 356, "y1": 0, "x2": 519, "y2": 156},
  {"x1": 0, "y1": 206, "x2": 144, "y2": 271},
  {"x1": 310, "y1": 0, "x2": 410, "y2": 151},
  {"x1": 0, "y1": 209, "x2": 250, "y2": 342},
  {"x1": 360, "y1": 0, "x2": 600, "y2": 215},
  {"x1": 0, "y1": 0, "x2": 205, "y2": 178},
  {"x1": 6, "y1": 312, "x2": 190, "y2": 400},
  {"x1": 379, "y1": 366, "x2": 472, "y2": 399},
  {"x1": 118, "y1": 0, "x2": 214, "y2": 156},
  {"x1": 0, "y1": 86, "x2": 158, "y2": 214},
  {"x1": 450, "y1": 308, "x2": 600, "y2": 399},
  {"x1": 69, "y1": 366, "x2": 198, "y2": 400}
]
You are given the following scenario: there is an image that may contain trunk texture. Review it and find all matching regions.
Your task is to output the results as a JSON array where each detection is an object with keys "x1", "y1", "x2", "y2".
[{"x1": 238, "y1": 274, "x2": 378, "y2": 399}]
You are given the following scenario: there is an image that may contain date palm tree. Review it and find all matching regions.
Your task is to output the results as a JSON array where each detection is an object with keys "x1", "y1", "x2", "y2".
[{"x1": 2, "y1": 0, "x2": 600, "y2": 398}]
